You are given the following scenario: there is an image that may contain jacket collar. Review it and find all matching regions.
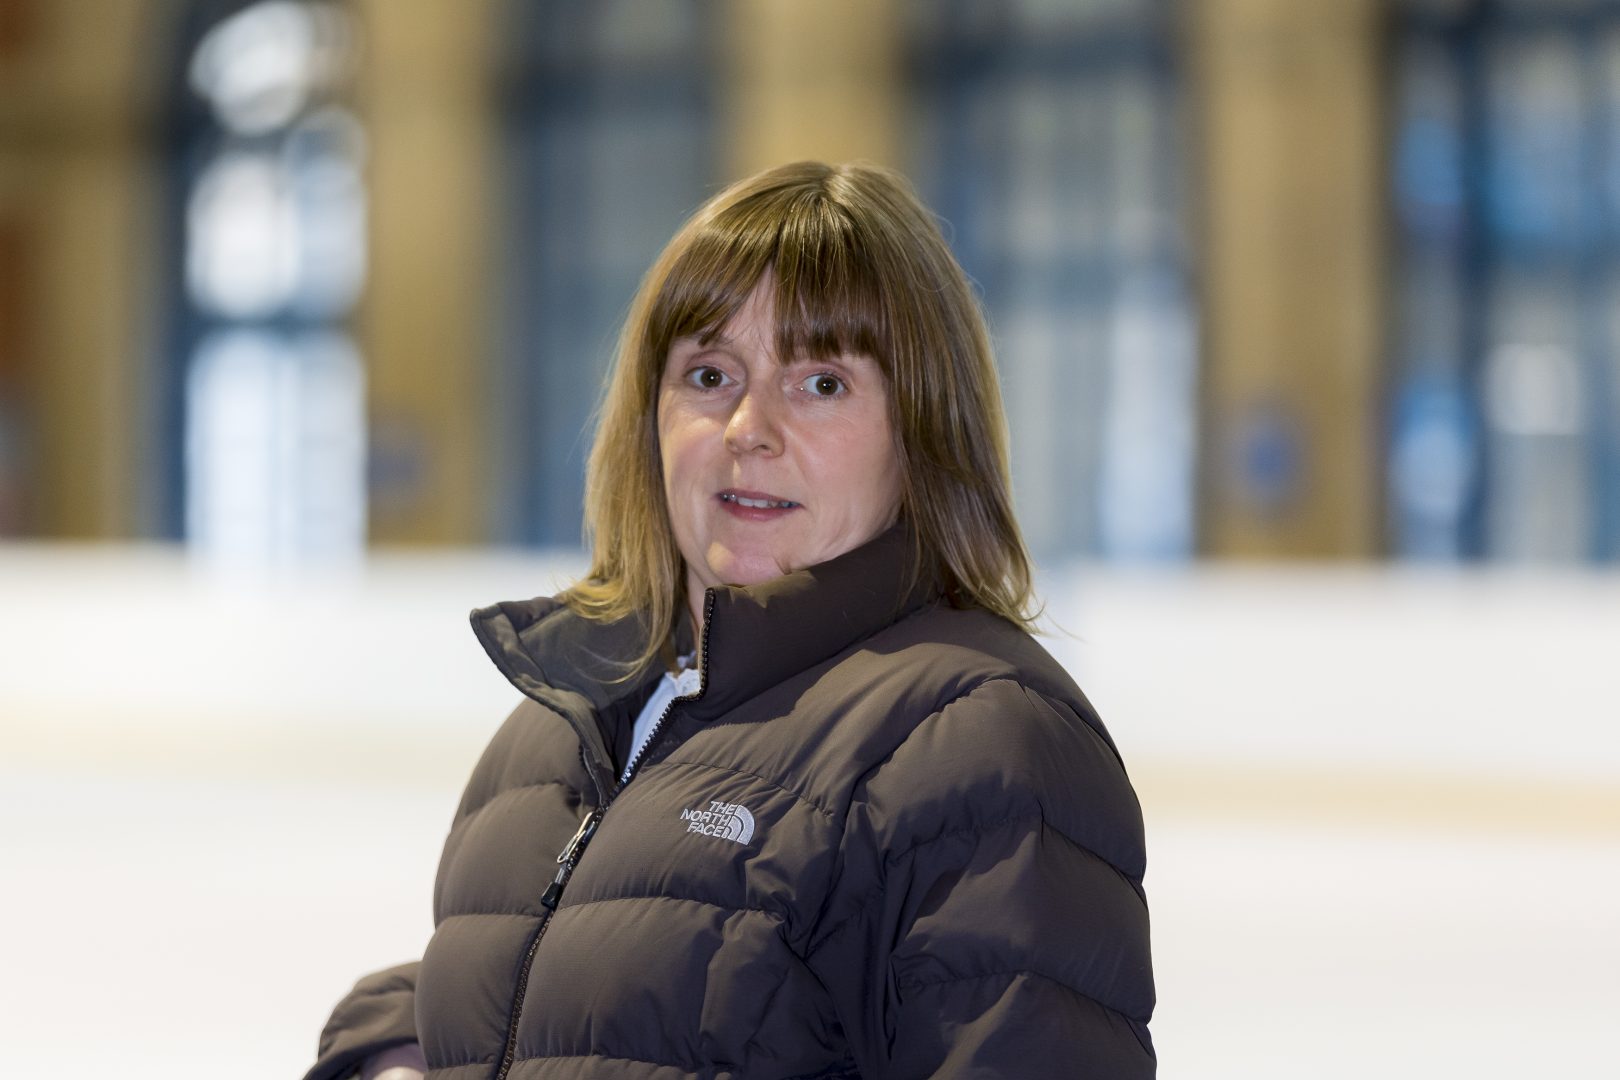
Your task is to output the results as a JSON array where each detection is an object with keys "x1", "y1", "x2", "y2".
[
  {"x1": 688, "y1": 525, "x2": 935, "y2": 719},
  {"x1": 470, "y1": 524, "x2": 937, "y2": 728}
]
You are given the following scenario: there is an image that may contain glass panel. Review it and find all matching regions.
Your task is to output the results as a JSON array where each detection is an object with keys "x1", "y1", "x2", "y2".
[
  {"x1": 1483, "y1": 31, "x2": 1587, "y2": 257},
  {"x1": 186, "y1": 151, "x2": 298, "y2": 319},
  {"x1": 1392, "y1": 38, "x2": 1466, "y2": 245},
  {"x1": 185, "y1": 330, "x2": 364, "y2": 566},
  {"x1": 1388, "y1": 2, "x2": 1616, "y2": 563},
  {"x1": 1482, "y1": 270, "x2": 1590, "y2": 561},
  {"x1": 1099, "y1": 269, "x2": 1195, "y2": 559},
  {"x1": 189, "y1": 0, "x2": 355, "y2": 136},
  {"x1": 907, "y1": 0, "x2": 1192, "y2": 560},
  {"x1": 284, "y1": 107, "x2": 367, "y2": 319},
  {"x1": 1386, "y1": 32, "x2": 1478, "y2": 559},
  {"x1": 174, "y1": 0, "x2": 367, "y2": 566}
]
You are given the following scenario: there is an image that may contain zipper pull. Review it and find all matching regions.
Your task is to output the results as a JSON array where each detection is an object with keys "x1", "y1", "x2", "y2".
[
  {"x1": 555, "y1": 811, "x2": 598, "y2": 864},
  {"x1": 540, "y1": 810, "x2": 600, "y2": 910}
]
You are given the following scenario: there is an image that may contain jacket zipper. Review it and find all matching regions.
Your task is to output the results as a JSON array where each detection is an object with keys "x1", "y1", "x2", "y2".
[
  {"x1": 620, "y1": 589, "x2": 714, "y2": 784},
  {"x1": 491, "y1": 590, "x2": 715, "y2": 1080},
  {"x1": 492, "y1": 806, "x2": 601, "y2": 1080}
]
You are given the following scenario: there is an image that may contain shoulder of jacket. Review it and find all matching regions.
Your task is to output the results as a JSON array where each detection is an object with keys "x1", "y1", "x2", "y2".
[
  {"x1": 867, "y1": 604, "x2": 1105, "y2": 742},
  {"x1": 452, "y1": 696, "x2": 583, "y2": 827},
  {"x1": 841, "y1": 623, "x2": 1145, "y2": 879},
  {"x1": 878, "y1": 674, "x2": 1097, "y2": 783}
]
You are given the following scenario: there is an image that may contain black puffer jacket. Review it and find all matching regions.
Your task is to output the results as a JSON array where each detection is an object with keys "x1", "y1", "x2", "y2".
[{"x1": 308, "y1": 528, "x2": 1155, "y2": 1079}]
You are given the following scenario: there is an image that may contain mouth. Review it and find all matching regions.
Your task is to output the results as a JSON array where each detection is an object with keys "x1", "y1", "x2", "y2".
[{"x1": 718, "y1": 490, "x2": 800, "y2": 510}]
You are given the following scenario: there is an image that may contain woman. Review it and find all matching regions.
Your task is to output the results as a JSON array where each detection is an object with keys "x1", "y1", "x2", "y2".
[{"x1": 309, "y1": 161, "x2": 1155, "y2": 1080}]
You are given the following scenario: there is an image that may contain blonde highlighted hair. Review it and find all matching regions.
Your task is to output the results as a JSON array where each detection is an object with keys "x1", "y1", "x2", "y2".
[{"x1": 564, "y1": 160, "x2": 1036, "y2": 671}]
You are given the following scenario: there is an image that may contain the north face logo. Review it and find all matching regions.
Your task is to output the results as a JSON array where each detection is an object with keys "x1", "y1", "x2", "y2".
[{"x1": 680, "y1": 800, "x2": 755, "y2": 844}]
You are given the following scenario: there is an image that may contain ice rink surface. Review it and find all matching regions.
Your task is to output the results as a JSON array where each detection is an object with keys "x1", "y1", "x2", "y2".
[{"x1": 2, "y1": 546, "x2": 1616, "y2": 1077}]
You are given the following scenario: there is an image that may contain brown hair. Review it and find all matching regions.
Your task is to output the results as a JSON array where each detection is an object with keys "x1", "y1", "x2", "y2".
[{"x1": 563, "y1": 160, "x2": 1036, "y2": 672}]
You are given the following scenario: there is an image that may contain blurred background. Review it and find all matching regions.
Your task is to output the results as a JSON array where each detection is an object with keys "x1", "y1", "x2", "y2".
[{"x1": 1, "y1": 0, "x2": 1616, "y2": 1076}]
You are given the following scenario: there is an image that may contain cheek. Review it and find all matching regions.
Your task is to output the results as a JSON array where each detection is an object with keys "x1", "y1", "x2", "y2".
[
  {"x1": 658, "y1": 412, "x2": 719, "y2": 523},
  {"x1": 656, "y1": 404, "x2": 690, "y2": 489},
  {"x1": 827, "y1": 419, "x2": 903, "y2": 523},
  {"x1": 656, "y1": 429, "x2": 677, "y2": 489},
  {"x1": 868, "y1": 451, "x2": 904, "y2": 522},
  {"x1": 658, "y1": 427, "x2": 702, "y2": 550}
]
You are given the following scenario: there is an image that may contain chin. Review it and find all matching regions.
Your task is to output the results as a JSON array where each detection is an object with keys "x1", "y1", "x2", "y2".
[{"x1": 709, "y1": 550, "x2": 798, "y2": 589}]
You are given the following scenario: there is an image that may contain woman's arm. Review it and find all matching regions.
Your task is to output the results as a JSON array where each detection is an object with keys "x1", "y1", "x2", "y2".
[
  {"x1": 808, "y1": 680, "x2": 1155, "y2": 1077},
  {"x1": 358, "y1": 1040, "x2": 428, "y2": 1080},
  {"x1": 303, "y1": 961, "x2": 420, "y2": 1080}
]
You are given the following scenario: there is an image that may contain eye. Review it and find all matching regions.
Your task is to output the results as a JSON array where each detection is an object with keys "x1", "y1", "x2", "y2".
[
  {"x1": 801, "y1": 372, "x2": 846, "y2": 398},
  {"x1": 685, "y1": 366, "x2": 732, "y2": 390}
]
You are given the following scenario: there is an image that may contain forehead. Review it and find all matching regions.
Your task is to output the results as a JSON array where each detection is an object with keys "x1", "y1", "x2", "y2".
[
  {"x1": 680, "y1": 283, "x2": 774, "y2": 350},
  {"x1": 665, "y1": 282, "x2": 777, "y2": 360},
  {"x1": 667, "y1": 297, "x2": 884, "y2": 376},
  {"x1": 652, "y1": 234, "x2": 889, "y2": 375}
]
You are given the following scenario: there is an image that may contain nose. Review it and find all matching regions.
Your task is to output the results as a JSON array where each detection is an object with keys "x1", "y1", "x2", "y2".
[{"x1": 723, "y1": 384, "x2": 784, "y2": 456}]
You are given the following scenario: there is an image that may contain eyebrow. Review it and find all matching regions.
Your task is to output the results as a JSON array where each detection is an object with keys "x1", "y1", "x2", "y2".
[
  {"x1": 698, "y1": 327, "x2": 738, "y2": 347},
  {"x1": 671, "y1": 329, "x2": 733, "y2": 351}
]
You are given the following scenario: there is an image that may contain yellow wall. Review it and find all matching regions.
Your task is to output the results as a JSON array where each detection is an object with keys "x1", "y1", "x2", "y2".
[
  {"x1": 722, "y1": 0, "x2": 904, "y2": 176},
  {"x1": 353, "y1": 0, "x2": 498, "y2": 544},
  {"x1": 0, "y1": 0, "x2": 166, "y2": 537},
  {"x1": 1191, "y1": 0, "x2": 1386, "y2": 557}
]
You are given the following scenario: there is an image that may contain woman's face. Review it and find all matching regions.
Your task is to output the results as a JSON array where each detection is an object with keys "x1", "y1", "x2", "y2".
[{"x1": 657, "y1": 282, "x2": 904, "y2": 620}]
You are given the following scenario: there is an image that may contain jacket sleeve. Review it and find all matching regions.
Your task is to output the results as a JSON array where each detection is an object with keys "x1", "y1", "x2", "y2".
[
  {"x1": 303, "y1": 961, "x2": 421, "y2": 1080},
  {"x1": 807, "y1": 680, "x2": 1156, "y2": 1078},
  {"x1": 305, "y1": 695, "x2": 596, "y2": 1079}
]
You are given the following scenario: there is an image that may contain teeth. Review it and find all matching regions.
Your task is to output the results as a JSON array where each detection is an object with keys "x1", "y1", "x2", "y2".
[{"x1": 722, "y1": 493, "x2": 797, "y2": 509}]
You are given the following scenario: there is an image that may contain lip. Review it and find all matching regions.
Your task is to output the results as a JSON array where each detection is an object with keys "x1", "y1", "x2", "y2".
[{"x1": 717, "y1": 488, "x2": 801, "y2": 521}]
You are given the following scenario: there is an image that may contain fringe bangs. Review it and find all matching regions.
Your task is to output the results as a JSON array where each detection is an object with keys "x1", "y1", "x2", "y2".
[{"x1": 647, "y1": 184, "x2": 891, "y2": 375}]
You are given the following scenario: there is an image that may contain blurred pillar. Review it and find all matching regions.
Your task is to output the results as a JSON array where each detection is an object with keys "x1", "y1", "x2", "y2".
[
  {"x1": 353, "y1": 0, "x2": 496, "y2": 544},
  {"x1": 1191, "y1": 0, "x2": 1384, "y2": 557},
  {"x1": 722, "y1": 0, "x2": 903, "y2": 176},
  {"x1": 0, "y1": 0, "x2": 160, "y2": 538}
]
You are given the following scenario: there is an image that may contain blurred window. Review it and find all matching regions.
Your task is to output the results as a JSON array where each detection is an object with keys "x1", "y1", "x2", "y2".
[
  {"x1": 491, "y1": 0, "x2": 719, "y2": 546},
  {"x1": 167, "y1": 0, "x2": 366, "y2": 568},
  {"x1": 904, "y1": 0, "x2": 1196, "y2": 560},
  {"x1": 1388, "y1": 0, "x2": 1620, "y2": 562}
]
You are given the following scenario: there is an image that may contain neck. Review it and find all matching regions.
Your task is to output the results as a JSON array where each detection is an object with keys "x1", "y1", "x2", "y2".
[{"x1": 685, "y1": 587, "x2": 706, "y2": 670}]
